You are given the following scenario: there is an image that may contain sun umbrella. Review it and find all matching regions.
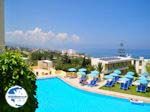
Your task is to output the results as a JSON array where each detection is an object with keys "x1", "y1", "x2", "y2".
[
  {"x1": 68, "y1": 68, "x2": 76, "y2": 72},
  {"x1": 77, "y1": 71, "x2": 86, "y2": 76},
  {"x1": 147, "y1": 76, "x2": 150, "y2": 81},
  {"x1": 140, "y1": 73, "x2": 149, "y2": 77},
  {"x1": 137, "y1": 79, "x2": 148, "y2": 85},
  {"x1": 127, "y1": 71, "x2": 135, "y2": 76},
  {"x1": 125, "y1": 74, "x2": 134, "y2": 79},
  {"x1": 110, "y1": 73, "x2": 119, "y2": 77},
  {"x1": 91, "y1": 70, "x2": 99, "y2": 75},
  {"x1": 78, "y1": 68, "x2": 87, "y2": 72},
  {"x1": 88, "y1": 73, "x2": 99, "y2": 78},
  {"x1": 114, "y1": 69, "x2": 121, "y2": 75},
  {"x1": 104, "y1": 75, "x2": 114, "y2": 79},
  {"x1": 139, "y1": 76, "x2": 147, "y2": 80}
]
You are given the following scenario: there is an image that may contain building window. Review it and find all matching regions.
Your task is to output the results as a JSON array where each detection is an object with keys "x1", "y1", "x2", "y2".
[
  {"x1": 134, "y1": 60, "x2": 136, "y2": 65},
  {"x1": 36, "y1": 72, "x2": 38, "y2": 76},
  {"x1": 139, "y1": 61, "x2": 142, "y2": 66},
  {"x1": 139, "y1": 69, "x2": 142, "y2": 74}
]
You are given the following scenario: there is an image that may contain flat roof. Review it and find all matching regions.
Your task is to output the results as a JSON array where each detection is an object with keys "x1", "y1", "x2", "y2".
[
  {"x1": 39, "y1": 60, "x2": 52, "y2": 63},
  {"x1": 100, "y1": 57, "x2": 121, "y2": 61},
  {"x1": 98, "y1": 56, "x2": 133, "y2": 64}
]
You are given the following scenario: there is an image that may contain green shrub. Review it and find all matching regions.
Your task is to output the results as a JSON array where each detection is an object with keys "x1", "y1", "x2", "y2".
[{"x1": 0, "y1": 51, "x2": 38, "y2": 112}]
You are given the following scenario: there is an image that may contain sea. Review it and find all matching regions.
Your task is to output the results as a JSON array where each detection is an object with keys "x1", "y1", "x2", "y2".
[{"x1": 78, "y1": 49, "x2": 150, "y2": 59}]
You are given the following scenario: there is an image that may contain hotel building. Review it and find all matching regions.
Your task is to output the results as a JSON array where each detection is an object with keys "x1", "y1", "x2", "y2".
[
  {"x1": 91, "y1": 56, "x2": 150, "y2": 75},
  {"x1": 91, "y1": 56, "x2": 132, "y2": 75}
]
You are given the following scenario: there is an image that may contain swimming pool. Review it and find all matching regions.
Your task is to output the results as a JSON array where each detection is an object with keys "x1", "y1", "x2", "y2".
[{"x1": 36, "y1": 78, "x2": 150, "y2": 112}]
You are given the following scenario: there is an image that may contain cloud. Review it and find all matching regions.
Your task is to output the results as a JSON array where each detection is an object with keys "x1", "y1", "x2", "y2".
[
  {"x1": 71, "y1": 34, "x2": 80, "y2": 42},
  {"x1": 56, "y1": 33, "x2": 68, "y2": 41},
  {"x1": 5, "y1": 27, "x2": 80, "y2": 49}
]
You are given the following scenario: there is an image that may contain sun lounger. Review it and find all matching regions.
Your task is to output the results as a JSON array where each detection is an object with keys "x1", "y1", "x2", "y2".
[
  {"x1": 94, "y1": 78, "x2": 99, "y2": 82},
  {"x1": 88, "y1": 79, "x2": 98, "y2": 87},
  {"x1": 105, "y1": 81, "x2": 110, "y2": 87},
  {"x1": 120, "y1": 81, "x2": 129, "y2": 90},
  {"x1": 124, "y1": 82, "x2": 129, "y2": 90},
  {"x1": 105, "y1": 80, "x2": 115, "y2": 87},
  {"x1": 137, "y1": 84, "x2": 147, "y2": 92},
  {"x1": 79, "y1": 78, "x2": 85, "y2": 83},
  {"x1": 89, "y1": 80, "x2": 97, "y2": 87},
  {"x1": 79, "y1": 76, "x2": 86, "y2": 83},
  {"x1": 81, "y1": 80, "x2": 88, "y2": 85},
  {"x1": 136, "y1": 84, "x2": 142, "y2": 92},
  {"x1": 141, "y1": 85, "x2": 147, "y2": 92},
  {"x1": 114, "y1": 76, "x2": 120, "y2": 82},
  {"x1": 128, "y1": 79, "x2": 133, "y2": 86}
]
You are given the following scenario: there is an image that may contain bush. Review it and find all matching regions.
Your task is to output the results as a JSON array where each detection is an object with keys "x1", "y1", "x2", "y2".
[{"x1": 0, "y1": 51, "x2": 38, "y2": 112}]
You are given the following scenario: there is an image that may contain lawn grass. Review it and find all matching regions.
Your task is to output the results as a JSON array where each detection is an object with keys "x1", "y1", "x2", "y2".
[{"x1": 100, "y1": 83, "x2": 150, "y2": 97}]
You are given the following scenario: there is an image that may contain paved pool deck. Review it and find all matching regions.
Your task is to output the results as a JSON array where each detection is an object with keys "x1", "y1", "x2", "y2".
[{"x1": 37, "y1": 74, "x2": 150, "y2": 103}]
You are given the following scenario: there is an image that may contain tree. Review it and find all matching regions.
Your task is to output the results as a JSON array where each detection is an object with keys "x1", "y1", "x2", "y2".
[
  {"x1": 30, "y1": 50, "x2": 43, "y2": 60},
  {"x1": 146, "y1": 63, "x2": 150, "y2": 74},
  {"x1": 86, "y1": 65, "x2": 95, "y2": 73},
  {"x1": 97, "y1": 63, "x2": 103, "y2": 73},
  {"x1": 127, "y1": 65, "x2": 138, "y2": 77},
  {"x1": 82, "y1": 57, "x2": 91, "y2": 67},
  {"x1": 0, "y1": 51, "x2": 38, "y2": 112},
  {"x1": 62, "y1": 53, "x2": 71, "y2": 64}
]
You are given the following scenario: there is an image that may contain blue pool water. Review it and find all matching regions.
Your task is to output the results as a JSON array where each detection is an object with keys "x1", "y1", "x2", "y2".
[{"x1": 36, "y1": 78, "x2": 150, "y2": 112}]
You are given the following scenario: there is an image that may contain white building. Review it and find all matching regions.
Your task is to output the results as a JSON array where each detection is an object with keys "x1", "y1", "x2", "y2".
[
  {"x1": 32, "y1": 60, "x2": 54, "y2": 76},
  {"x1": 132, "y1": 57, "x2": 150, "y2": 74},
  {"x1": 62, "y1": 49, "x2": 76, "y2": 56},
  {"x1": 91, "y1": 56, "x2": 133, "y2": 75},
  {"x1": 38, "y1": 60, "x2": 53, "y2": 70},
  {"x1": 91, "y1": 56, "x2": 150, "y2": 75}
]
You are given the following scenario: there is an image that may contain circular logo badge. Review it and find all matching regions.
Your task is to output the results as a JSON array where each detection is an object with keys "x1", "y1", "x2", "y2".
[{"x1": 5, "y1": 85, "x2": 28, "y2": 108}]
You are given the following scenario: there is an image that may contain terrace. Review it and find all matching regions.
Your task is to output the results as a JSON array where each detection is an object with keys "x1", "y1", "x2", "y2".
[{"x1": 36, "y1": 69, "x2": 150, "y2": 103}]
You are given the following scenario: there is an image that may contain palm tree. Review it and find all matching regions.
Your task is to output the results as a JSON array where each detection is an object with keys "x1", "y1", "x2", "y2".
[
  {"x1": 146, "y1": 63, "x2": 150, "y2": 76},
  {"x1": 97, "y1": 63, "x2": 103, "y2": 80},
  {"x1": 97, "y1": 63, "x2": 102, "y2": 72}
]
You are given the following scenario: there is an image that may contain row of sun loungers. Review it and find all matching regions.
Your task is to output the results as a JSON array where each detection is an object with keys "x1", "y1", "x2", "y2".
[
  {"x1": 104, "y1": 77, "x2": 148, "y2": 92},
  {"x1": 79, "y1": 76, "x2": 99, "y2": 87},
  {"x1": 78, "y1": 73, "x2": 148, "y2": 92}
]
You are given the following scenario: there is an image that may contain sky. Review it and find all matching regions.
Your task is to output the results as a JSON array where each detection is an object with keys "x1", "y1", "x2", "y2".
[{"x1": 4, "y1": 0, "x2": 150, "y2": 51}]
